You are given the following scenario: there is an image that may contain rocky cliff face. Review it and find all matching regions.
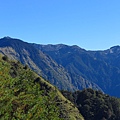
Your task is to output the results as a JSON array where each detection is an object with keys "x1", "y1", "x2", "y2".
[
  {"x1": 33, "y1": 43, "x2": 120, "y2": 97},
  {"x1": 0, "y1": 37, "x2": 76, "y2": 91}
]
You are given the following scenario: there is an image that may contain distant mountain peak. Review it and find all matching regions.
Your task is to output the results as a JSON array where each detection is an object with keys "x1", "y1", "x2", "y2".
[
  {"x1": 3, "y1": 36, "x2": 12, "y2": 39},
  {"x1": 110, "y1": 45, "x2": 120, "y2": 49},
  {"x1": 109, "y1": 45, "x2": 120, "y2": 53}
]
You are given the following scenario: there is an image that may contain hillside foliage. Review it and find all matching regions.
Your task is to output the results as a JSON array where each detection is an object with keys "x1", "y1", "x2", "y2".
[
  {"x1": 0, "y1": 54, "x2": 84, "y2": 120},
  {"x1": 61, "y1": 88, "x2": 120, "y2": 120},
  {"x1": 0, "y1": 55, "x2": 62, "y2": 120}
]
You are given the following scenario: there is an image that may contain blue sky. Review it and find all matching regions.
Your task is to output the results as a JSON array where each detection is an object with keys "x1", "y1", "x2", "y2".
[{"x1": 0, "y1": 0, "x2": 120, "y2": 50}]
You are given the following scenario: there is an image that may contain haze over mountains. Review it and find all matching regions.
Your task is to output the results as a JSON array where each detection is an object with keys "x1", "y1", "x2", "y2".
[{"x1": 0, "y1": 37, "x2": 120, "y2": 98}]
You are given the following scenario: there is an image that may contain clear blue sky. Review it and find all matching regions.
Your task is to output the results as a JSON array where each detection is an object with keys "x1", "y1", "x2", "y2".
[{"x1": 0, "y1": 0, "x2": 120, "y2": 50}]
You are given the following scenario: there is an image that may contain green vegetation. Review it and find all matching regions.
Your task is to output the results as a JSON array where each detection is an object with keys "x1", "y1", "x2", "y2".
[
  {"x1": 0, "y1": 55, "x2": 61, "y2": 120},
  {"x1": 61, "y1": 89, "x2": 120, "y2": 120},
  {"x1": 0, "y1": 54, "x2": 83, "y2": 120}
]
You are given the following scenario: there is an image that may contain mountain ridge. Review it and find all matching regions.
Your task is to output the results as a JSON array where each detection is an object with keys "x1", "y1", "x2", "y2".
[
  {"x1": 0, "y1": 37, "x2": 76, "y2": 91},
  {"x1": 0, "y1": 37, "x2": 120, "y2": 97},
  {"x1": 33, "y1": 41, "x2": 120, "y2": 97}
]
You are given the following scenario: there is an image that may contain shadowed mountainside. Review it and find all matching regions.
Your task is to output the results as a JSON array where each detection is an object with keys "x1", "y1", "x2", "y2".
[
  {"x1": 0, "y1": 37, "x2": 120, "y2": 97},
  {"x1": 0, "y1": 37, "x2": 76, "y2": 91},
  {"x1": 33, "y1": 44, "x2": 120, "y2": 97},
  {"x1": 0, "y1": 37, "x2": 101, "y2": 92}
]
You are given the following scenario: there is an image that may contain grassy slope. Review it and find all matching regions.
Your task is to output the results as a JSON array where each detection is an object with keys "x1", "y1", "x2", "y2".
[{"x1": 0, "y1": 54, "x2": 84, "y2": 120}]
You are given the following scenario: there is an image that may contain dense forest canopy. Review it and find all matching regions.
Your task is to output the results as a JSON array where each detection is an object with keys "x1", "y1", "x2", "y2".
[{"x1": 61, "y1": 89, "x2": 120, "y2": 120}]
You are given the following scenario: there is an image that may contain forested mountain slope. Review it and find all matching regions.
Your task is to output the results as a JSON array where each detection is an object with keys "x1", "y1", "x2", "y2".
[{"x1": 61, "y1": 88, "x2": 120, "y2": 120}]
